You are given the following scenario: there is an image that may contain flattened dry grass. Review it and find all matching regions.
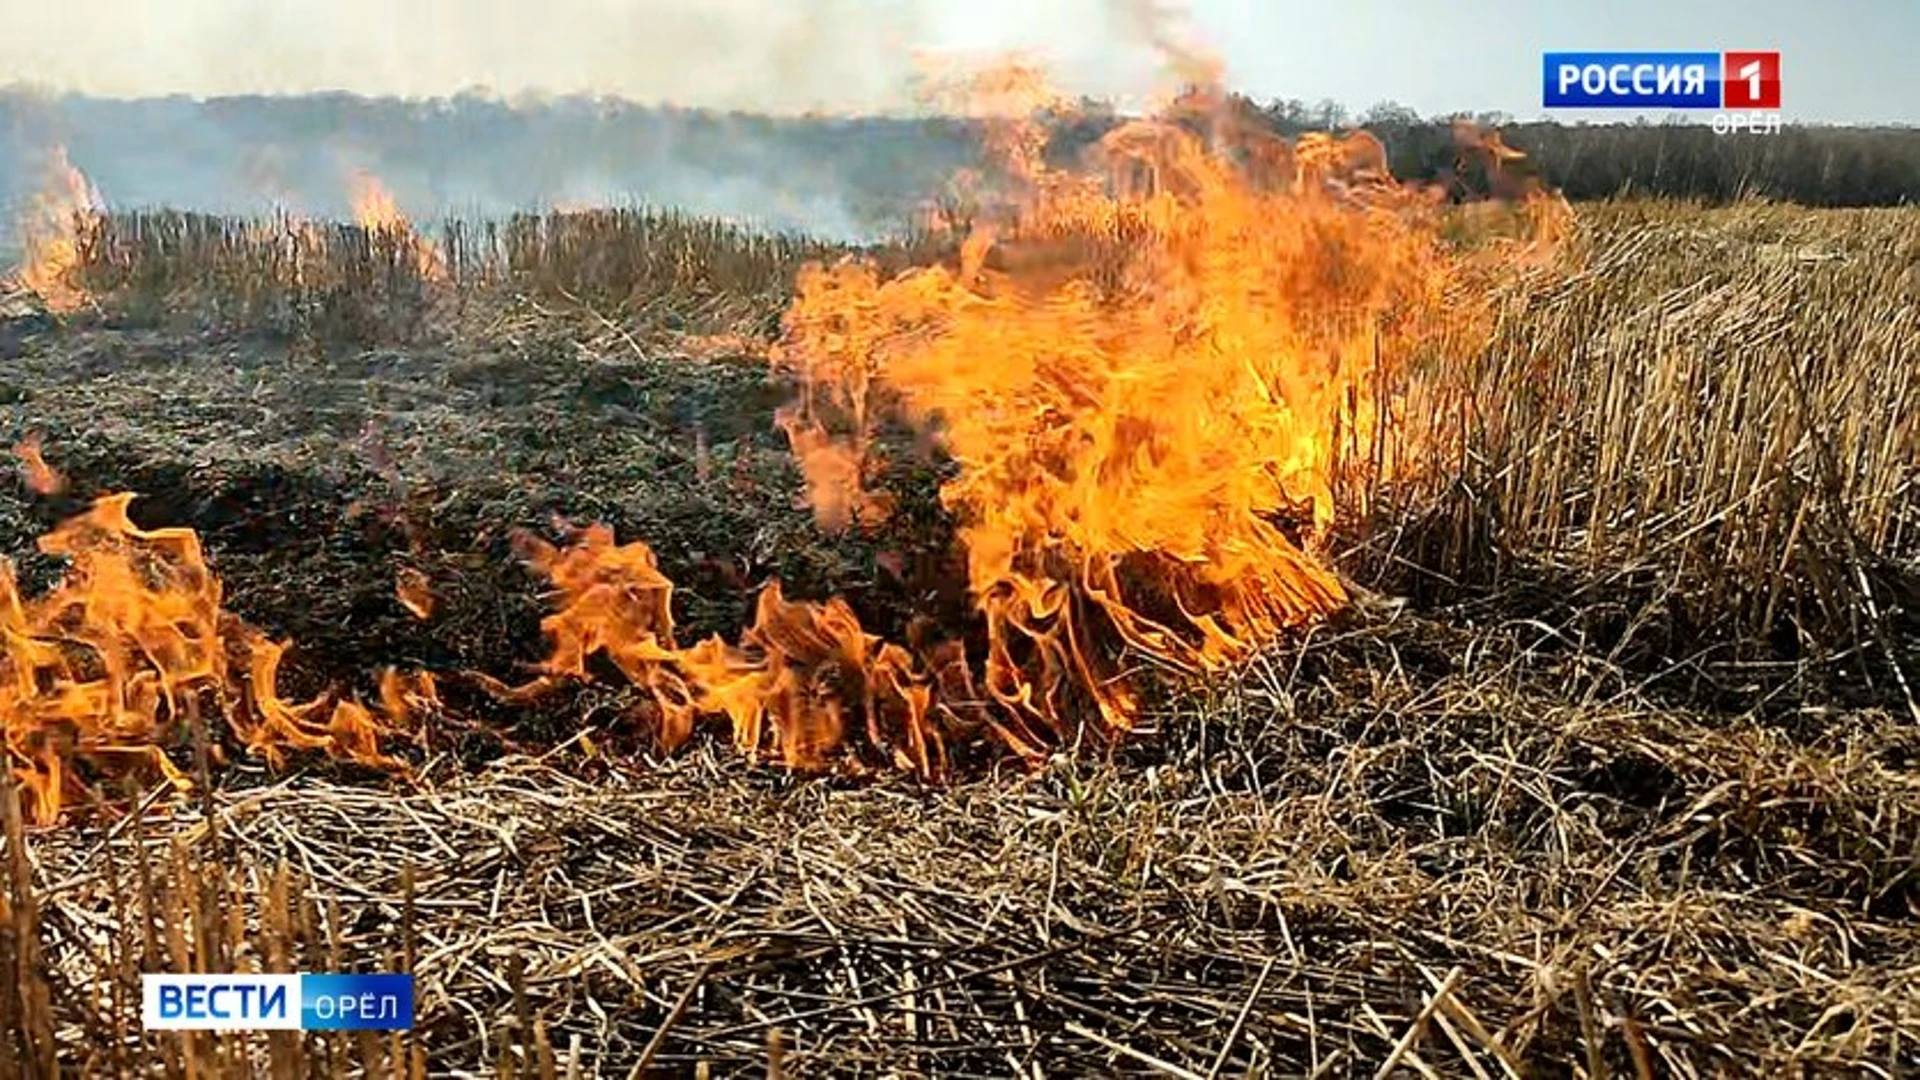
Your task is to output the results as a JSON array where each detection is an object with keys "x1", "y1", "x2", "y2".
[
  {"x1": 7, "y1": 611, "x2": 1917, "y2": 1077},
  {"x1": 1, "y1": 197, "x2": 1916, "y2": 1076}
]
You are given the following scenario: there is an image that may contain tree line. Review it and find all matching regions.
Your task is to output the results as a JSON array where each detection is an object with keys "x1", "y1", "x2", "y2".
[
  {"x1": 1063, "y1": 95, "x2": 1920, "y2": 206},
  {"x1": 4, "y1": 90, "x2": 1916, "y2": 238},
  {"x1": 1330, "y1": 103, "x2": 1919, "y2": 206}
]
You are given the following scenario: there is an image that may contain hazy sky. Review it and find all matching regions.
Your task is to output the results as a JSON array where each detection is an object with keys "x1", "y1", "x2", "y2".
[{"x1": 1, "y1": 0, "x2": 1914, "y2": 124}]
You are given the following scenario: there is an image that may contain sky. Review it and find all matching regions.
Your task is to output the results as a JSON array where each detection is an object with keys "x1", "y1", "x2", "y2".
[{"x1": 0, "y1": 0, "x2": 1914, "y2": 124}]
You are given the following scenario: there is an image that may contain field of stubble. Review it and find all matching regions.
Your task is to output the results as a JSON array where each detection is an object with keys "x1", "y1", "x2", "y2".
[{"x1": 0, "y1": 197, "x2": 1915, "y2": 1078}]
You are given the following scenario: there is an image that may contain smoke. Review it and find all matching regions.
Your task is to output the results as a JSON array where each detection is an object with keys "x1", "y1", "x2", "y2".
[
  {"x1": 1103, "y1": 0, "x2": 1225, "y2": 90},
  {"x1": 0, "y1": 0, "x2": 1222, "y2": 246},
  {"x1": 0, "y1": 0, "x2": 1201, "y2": 112},
  {"x1": 0, "y1": 91, "x2": 978, "y2": 248},
  {"x1": 1, "y1": 0, "x2": 921, "y2": 112}
]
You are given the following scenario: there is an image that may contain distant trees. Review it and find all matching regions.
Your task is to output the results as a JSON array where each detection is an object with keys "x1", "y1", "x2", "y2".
[
  {"x1": 1032, "y1": 91, "x2": 1919, "y2": 206},
  {"x1": 1371, "y1": 119, "x2": 1920, "y2": 205},
  {"x1": 3, "y1": 89, "x2": 1916, "y2": 234},
  {"x1": 1251, "y1": 97, "x2": 1920, "y2": 206}
]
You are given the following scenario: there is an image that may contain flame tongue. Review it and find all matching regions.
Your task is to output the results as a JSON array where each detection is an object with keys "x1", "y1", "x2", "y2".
[
  {"x1": 678, "y1": 582, "x2": 946, "y2": 772},
  {"x1": 501, "y1": 68, "x2": 1557, "y2": 770},
  {"x1": 1, "y1": 492, "x2": 419, "y2": 823},
  {"x1": 12, "y1": 146, "x2": 100, "y2": 314},
  {"x1": 769, "y1": 68, "x2": 1500, "y2": 747},
  {"x1": 486, "y1": 526, "x2": 947, "y2": 773},
  {"x1": 349, "y1": 170, "x2": 448, "y2": 282}
]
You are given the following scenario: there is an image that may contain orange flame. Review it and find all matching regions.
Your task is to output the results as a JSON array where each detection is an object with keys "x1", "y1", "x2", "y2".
[
  {"x1": 499, "y1": 62, "x2": 1563, "y2": 772},
  {"x1": 348, "y1": 170, "x2": 448, "y2": 282},
  {"x1": 13, "y1": 146, "x2": 100, "y2": 314},
  {"x1": 492, "y1": 523, "x2": 972, "y2": 774},
  {"x1": 771, "y1": 65, "x2": 1552, "y2": 745},
  {"x1": 674, "y1": 580, "x2": 964, "y2": 773},
  {"x1": 1, "y1": 492, "x2": 422, "y2": 823},
  {"x1": 12, "y1": 435, "x2": 64, "y2": 496},
  {"x1": 395, "y1": 567, "x2": 435, "y2": 620}
]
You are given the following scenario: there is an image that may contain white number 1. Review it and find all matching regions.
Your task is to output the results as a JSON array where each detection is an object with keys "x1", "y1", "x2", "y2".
[{"x1": 1739, "y1": 60, "x2": 1764, "y2": 99}]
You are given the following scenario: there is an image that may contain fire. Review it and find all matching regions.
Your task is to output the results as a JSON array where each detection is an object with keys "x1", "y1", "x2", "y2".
[
  {"x1": 13, "y1": 146, "x2": 100, "y2": 314},
  {"x1": 1, "y1": 492, "x2": 422, "y2": 823},
  {"x1": 12, "y1": 435, "x2": 64, "y2": 496},
  {"x1": 395, "y1": 567, "x2": 435, "y2": 620},
  {"x1": 348, "y1": 170, "x2": 448, "y2": 282},
  {"x1": 771, "y1": 67, "x2": 1551, "y2": 745},
  {"x1": 492, "y1": 523, "x2": 977, "y2": 774},
  {"x1": 498, "y1": 63, "x2": 1561, "y2": 770},
  {"x1": 474, "y1": 524, "x2": 694, "y2": 740},
  {"x1": 348, "y1": 169, "x2": 406, "y2": 230}
]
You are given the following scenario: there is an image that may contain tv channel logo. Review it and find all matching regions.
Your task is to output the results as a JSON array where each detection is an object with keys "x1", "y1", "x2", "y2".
[
  {"x1": 142, "y1": 973, "x2": 414, "y2": 1031},
  {"x1": 1543, "y1": 52, "x2": 1781, "y2": 110}
]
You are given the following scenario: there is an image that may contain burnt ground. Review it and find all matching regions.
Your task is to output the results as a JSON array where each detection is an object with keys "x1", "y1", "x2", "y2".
[
  {"x1": 0, "y1": 314, "x2": 968, "y2": 754},
  {"x1": 6, "y1": 312, "x2": 1920, "y2": 1077}
]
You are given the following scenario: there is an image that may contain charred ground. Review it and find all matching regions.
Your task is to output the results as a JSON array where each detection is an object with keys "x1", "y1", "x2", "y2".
[
  {"x1": 0, "y1": 314, "x2": 974, "y2": 755},
  {"x1": 0, "y1": 196, "x2": 1916, "y2": 1077}
]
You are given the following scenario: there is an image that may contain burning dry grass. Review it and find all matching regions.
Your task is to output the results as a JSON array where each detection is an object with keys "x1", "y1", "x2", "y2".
[
  {"x1": 0, "y1": 486, "x2": 427, "y2": 824},
  {"x1": 11, "y1": 146, "x2": 101, "y2": 315},
  {"x1": 765, "y1": 101, "x2": 1562, "y2": 762},
  {"x1": 7, "y1": 615, "x2": 1916, "y2": 1076},
  {"x1": 24, "y1": 190, "x2": 1909, "y2": 689},
  {"x1": 0, "y1": 87, "x2": 1578, "y2": 790},
  {"x1": 434, "y1": 95, "x2": 1561, "y2": 781},
  {"x1": 0, "y1": 84, "x2": 1915, "y2": 1075},
  {"x1": 0, "y1": 195, "x2": 1912, "y2": 1074},
  {"x1": 348, "y1": 170, "x2": 449, "y2": 285}
]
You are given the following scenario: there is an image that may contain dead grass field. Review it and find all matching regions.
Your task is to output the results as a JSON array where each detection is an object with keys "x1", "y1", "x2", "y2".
[{"x1": 0, "y1": 196, "x2": 1915, "y2": 1078}]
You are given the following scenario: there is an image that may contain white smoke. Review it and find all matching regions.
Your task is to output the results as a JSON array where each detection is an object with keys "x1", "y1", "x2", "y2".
[
  {"x1": 0, "y1": 0, "x2": 1188, "y2": 113},
  {"x1": 0, "y1": 0, "x2": 1210, "y2": 244}
]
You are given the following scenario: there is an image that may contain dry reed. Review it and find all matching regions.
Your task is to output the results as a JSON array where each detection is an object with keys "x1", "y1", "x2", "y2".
[{"x1": 5, "y1": 195, "x2": 1916, "y2": 1076}]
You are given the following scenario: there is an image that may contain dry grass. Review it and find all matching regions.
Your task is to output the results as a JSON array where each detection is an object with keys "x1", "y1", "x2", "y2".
[
  {"x1": 7, "y1": 612, "x2": 1917, "y2": 1077},
  {"x1": 1349, "y1": 199, "x2": 1919, "y2": 708},
  {"x1": 482, "y1": 209, "x2": 838, "y2": 329},
  {"x1": 3, "y1": 196, "x2": 1917, "y2": 1075},
  {"x1": 72, "y1": 211, "x2": 444, "y2": 342},
  {"x1": 66, "y1": 207, "x2": 840, "y2": 345}
]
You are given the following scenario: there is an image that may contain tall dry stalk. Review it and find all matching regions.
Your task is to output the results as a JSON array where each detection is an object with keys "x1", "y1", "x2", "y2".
[
  {"x1": 1353, "y1": 199, "x2": 1918, "y2": 700},
  {"x1": 43, "y1": 196, "x2": 1920, "y2": 693},
  {"x1": 8, "y1": 784, "x2": 578, "y2": 1078}
]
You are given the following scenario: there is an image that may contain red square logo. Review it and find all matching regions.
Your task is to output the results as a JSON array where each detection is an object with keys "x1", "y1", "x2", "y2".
[{"x1": 1723, "y1": 51, "x2": 1781, "y2": 109}]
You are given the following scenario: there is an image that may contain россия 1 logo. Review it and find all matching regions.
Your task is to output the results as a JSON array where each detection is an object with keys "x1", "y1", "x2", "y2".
[{"x1": 1542, "y1": 51, "x2": 1781, "y2": 110}]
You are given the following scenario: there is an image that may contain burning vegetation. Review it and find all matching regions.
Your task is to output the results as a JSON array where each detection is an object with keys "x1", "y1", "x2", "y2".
[
  {"x1": 774, "y1": 88, "x2": 1511, "y2": 751},
  {"x1": 0, "y1": 55, "x2": 1913, "y2": 1077},
  {"x1": 348, "y1": 169, "x2": 449, "y2": 282},
  {"x1": 1, "y1": 452, "x2": 426, "y2": 822},
  {"x1": 489, "y1": 69, "x2": 1565, "y2": 772},
  {"x1": 12, "y1": 146, "x2": 101, "y2": 314},
  {"x1": 0, "y1": 67, "x2": 1569, "y2": 808}
]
